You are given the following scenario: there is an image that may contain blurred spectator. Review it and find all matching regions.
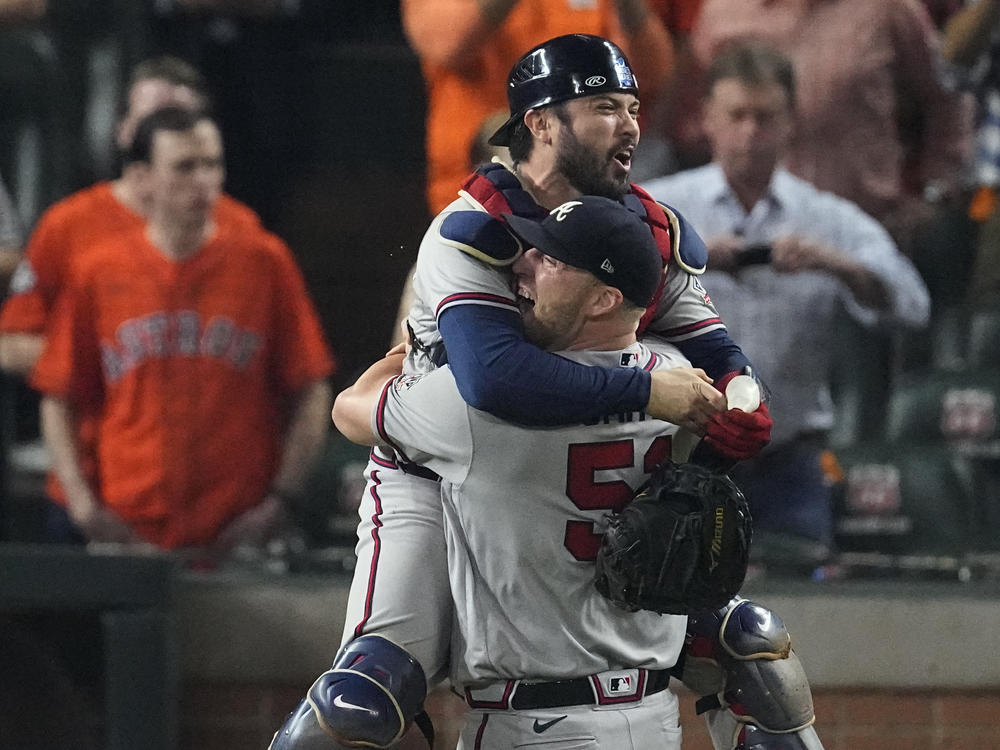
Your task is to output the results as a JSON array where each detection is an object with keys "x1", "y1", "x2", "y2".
[
  {"x1": 0, "y1": 171, "x2": 23, "y2": 291},
  {"x1": 0, "y1": 55, "x2": 257, "y2": 377},
  {"x1": 0, "y1": 56, "x2": 262, "y2": 545},
  {"x1": 641, "y1": 43, "x2": 930, "y2": 570},
  {"x1": 685, "y1": 0, "x2": 972, "y2": 257},
  {"x1": 635, "y1": 0, "x2": 704, "y2": 179},
  {"x1": 402, "y1": 0, "x2": 676, "y2": 214},
  {"x1": 941, "y1": 0, "x2": 1000, "y2": 305},
  {"x1": 30, "y1": 107, "x2": 334, "y2": 552}
]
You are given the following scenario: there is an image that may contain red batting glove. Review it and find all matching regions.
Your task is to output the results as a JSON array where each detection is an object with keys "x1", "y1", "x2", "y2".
[{"x1": 702, "y1": 402, "x2": 772, "y2": 460}]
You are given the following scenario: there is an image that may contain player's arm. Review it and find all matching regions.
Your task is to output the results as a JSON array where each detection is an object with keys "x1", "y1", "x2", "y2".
[
  {"x1": 426, "y1": 211, "x2": 724, "y2": 429},
  {"x1": 333, "y1": 352, "x2": 406, "y2": 445}
]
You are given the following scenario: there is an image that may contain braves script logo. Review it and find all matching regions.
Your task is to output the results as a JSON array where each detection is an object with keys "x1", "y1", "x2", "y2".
[{"x1": 550, "y1": 200, "x2": 583, "y2": 221}]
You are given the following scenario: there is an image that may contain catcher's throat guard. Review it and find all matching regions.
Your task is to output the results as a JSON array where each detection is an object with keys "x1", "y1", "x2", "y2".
[{"x1": 594, "y1": 461, "x2": 752, "y2": 615}]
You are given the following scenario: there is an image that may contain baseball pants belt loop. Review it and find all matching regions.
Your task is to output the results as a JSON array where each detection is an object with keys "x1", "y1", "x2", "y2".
[{"x1": 464, "y1": 668, "x2": 671, "y2": 710}]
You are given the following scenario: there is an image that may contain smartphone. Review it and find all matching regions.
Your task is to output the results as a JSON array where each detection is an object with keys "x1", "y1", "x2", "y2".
[{"x1": 736, "y1": 243, "x2": 772, "y2": 266}]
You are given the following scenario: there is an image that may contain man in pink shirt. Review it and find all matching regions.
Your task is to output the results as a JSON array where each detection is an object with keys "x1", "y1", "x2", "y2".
[{"x1": 686, "y1": 0, "x2": 972, "y2": 252}]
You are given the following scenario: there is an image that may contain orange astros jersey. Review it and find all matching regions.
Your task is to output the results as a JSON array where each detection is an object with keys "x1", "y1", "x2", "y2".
[
  {"x1": 30, "y1": 219, "x2": 334, "y2": 548},
  {"x1": 0, "y1": 181, "x2": 262, "y2": 506}
]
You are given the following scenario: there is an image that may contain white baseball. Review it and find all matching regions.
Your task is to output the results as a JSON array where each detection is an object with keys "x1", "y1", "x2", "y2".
[{"x1": 725, "y1": 375, "x2": 761, "y2": 412}]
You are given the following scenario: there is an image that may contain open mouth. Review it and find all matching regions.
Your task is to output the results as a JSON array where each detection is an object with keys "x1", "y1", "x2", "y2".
[
  {"x1": 516, "y1": 286, "x2": 535, "y2": 310},
  {"x1": 613, "y1": 146, "x2": 633, "y2": 171}
]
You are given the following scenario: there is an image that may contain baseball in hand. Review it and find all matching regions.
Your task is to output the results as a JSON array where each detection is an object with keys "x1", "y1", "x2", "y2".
[{"x1": 725, "y1": 375, "x2": 761, "y2": 412}]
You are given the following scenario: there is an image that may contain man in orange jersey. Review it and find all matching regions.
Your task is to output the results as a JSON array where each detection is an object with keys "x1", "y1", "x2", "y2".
[
  {"x1": 31, "y1": 108, "x2": 334, "y2": 550},
  {"x1": 0, "y1": 55, "x2": 259, "y2": 375},
  {"x1": 0, "y1": 57, "x2": 260, "y2": 538},
  {"x1": 402, "y1": 0, "x2": 676, "y2": 214}
]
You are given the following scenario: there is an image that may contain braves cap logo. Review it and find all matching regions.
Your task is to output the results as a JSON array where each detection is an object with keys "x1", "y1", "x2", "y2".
[{"x1": 550, "y1": 200, "x2": 583, "y2": 222}]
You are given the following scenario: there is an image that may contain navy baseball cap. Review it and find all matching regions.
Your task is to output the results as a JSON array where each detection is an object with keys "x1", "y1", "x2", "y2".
[{"x1": 505, "y1": 196, "x2": 662, "y2": 308}]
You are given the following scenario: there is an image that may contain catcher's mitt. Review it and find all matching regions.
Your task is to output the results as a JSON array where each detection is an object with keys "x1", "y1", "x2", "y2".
[{"x1": 594, "y1": 461, "x2": 752, "y2": 615}]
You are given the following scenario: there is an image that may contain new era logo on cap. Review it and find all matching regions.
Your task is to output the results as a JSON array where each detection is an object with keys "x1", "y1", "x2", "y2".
[{"x1": 600, "y1": 258, "x2": 615, "y2": 274}]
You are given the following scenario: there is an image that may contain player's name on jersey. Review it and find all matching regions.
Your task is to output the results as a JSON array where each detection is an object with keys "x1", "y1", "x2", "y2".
[{"x1": 583, "y1": 410, "x2": 651, "y2": 426}]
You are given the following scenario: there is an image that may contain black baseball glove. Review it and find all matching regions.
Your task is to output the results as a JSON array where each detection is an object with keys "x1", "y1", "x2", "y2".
[{"x1": 594, "y1": 461, "x2": 752, "y2": 615}]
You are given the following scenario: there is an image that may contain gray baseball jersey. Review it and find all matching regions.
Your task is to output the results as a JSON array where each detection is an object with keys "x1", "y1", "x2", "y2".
[{"x1": 373, "y1": 343, "x2": 687, "y2": 686}]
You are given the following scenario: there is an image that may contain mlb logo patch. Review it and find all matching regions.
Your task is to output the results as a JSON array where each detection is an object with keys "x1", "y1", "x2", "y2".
[
  {"x1": 608, "y1": 676, "x2": 632, "y2": 693},
  {"x1": 620, "y1": 352, "x2": 636, "y2": 367},
  {"x1": 600, "y1": 669, "x2": 640, "y2": 698}
]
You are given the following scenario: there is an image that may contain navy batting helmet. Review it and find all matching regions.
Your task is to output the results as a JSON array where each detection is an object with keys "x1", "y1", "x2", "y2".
[{"x1": 488, "y1": 34, "x2": 639, "y2": 147}]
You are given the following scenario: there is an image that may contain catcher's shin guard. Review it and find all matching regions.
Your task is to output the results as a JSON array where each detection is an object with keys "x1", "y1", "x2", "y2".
[
  {"x1": 270, "y1": 635, "x2": 428, "y2": 749},
  {"x1": 731, "y1": 723, "x2": 825, "y2": 750},
  {"x1": 676, "y1": 597, "x2": 825, "y2": 750}
]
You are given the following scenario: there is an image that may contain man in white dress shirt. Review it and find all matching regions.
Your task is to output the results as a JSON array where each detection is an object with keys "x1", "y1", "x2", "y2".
[{"x1": 641, "y1": 42, "x2": 930, "y2": 569}]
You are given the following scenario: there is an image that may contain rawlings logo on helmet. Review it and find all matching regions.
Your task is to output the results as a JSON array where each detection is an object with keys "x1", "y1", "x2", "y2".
[{"x1": 585, "y1": 75, "x2": 607, "y2": 87}]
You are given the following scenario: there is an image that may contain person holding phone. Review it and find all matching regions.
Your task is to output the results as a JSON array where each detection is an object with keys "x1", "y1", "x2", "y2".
[{"x1": 641, "y1": 42, "x2": 930, "y2": 571}]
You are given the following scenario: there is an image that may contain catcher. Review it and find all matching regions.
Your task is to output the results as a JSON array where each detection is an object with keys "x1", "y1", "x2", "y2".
[{"x1": 275, "y1": 197, "x2": 822, "y2": 749}]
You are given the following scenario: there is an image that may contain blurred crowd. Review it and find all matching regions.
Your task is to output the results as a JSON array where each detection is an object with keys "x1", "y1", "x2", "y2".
[{"x1": 0, "y1": 0, "x2": 998, "y2": 577}]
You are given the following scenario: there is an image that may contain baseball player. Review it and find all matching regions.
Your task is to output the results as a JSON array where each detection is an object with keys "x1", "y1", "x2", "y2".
[
  {"x1": 271, "y1": 34, "x2": 794, "y2": 750},
  {"x1": 334, "y1": 197, "x2": 690, "y2": 749},
  {"x1": 30, "y1": 107, "x2": 334, "y2": 549}
]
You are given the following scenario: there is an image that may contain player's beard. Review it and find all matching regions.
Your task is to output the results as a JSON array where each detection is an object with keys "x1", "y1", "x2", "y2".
[{"x1": 555, "y1": 126, "x2": 631, "y2": 201}]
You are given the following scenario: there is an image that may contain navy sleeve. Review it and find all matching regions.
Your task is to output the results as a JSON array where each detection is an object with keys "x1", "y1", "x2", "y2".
[
  {"x1": 674, "y1": 328, "x2": 751, "y2": 381},
  {"x1": 438, "y1": 304, "x2": 651, "y2": 426}
]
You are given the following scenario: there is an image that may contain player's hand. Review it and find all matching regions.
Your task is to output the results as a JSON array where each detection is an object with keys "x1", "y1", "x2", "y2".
[
  {"x1": 385, "y1": 341, "x2": 408, "y2": 357},
  {"x1": 703, "y1": 402, "x2": 772, "y2": 460},
  {"x1": 647, "y1": 368, "x2": 727, "y2": 434},
  {"x1": 211, "y1": 494, "x2": 288, "y2": 554}
]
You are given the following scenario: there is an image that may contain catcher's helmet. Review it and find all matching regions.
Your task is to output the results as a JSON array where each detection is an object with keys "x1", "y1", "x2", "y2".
[{"x1": 488, "y1": 34, "x2": 639, "y2": 147}]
